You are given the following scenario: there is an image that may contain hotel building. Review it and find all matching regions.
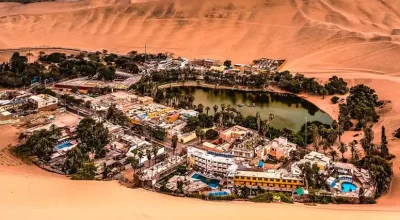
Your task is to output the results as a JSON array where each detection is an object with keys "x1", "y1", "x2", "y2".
[
  {"x1": 187, "y1": 147, "x2": 237, "y2": 177},
  {"x1": 233, "y1": 170, "x2": 304, "y2": 191}
]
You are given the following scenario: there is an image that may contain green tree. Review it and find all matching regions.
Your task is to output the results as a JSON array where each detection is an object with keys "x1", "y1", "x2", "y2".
[
  {"x1": 360, "y1": 126, "x2": 374, "y2": 155},
  {"x1": 348, "y1": 140, "x2": 357, "y2": 162},
  {"x1": 309, "y1": 124, "x2": 319, "y2": 151},
  {"x1": 72, "y1": 162, "x2": 97, "y2": 180},
  {"x1": 146, "y1": 149, "x2": 152, "y2": 166},
  {"x1": 329, "y1": 150, "x2": 338, "y2": 162},
  {"x1": 338, "y1": 142, "x2": 348, "y2": 161},
  {"x1": 76, "y1": 118, "x2": 110, "y2": 158},
  {"x1": 331, "y1": 96, "x2": 340, "y2": 104},
  {"x1": 205, "y1": 106, "x2": 210, "y2": 115},
  {"x1": 200, "y1": 130, "x2": 206, "y2": 143},
  {"x1": 151, "y1": 145, "x2": 159, "y2": 165},
  {"x1": 127, "y1": 156, "x2": 139, "y2": 175},
  {"x1": 380, "y1": 126, "x2": 389, "y2": 158},
  {"x1": 32, "y1": 138, "x2": 53, "y2": 161},
  {"x1": 213, "y1": 104, "x2": 219, "y2": 115},
  {"x1": 137, "y1": 150, "x2": 144, "y2": 171},
  {"x1": 197, "y1": 103, "x2": 204, "y2": 113},
  {"x1": 195, "y1": 126, "x2": 202, "y2": 144},
  {"x1": 255, "y1": 112, "x2": 261, "y2": 133},
  {"x1": 63, "y1": 147, "x2": 86, "y2": 174},
  {"x1": 358, "y1": 155, "x2": 393, "y2": 197},
  {"x1": 223, "y1": 60, "x2": 232, "y2": 67}
]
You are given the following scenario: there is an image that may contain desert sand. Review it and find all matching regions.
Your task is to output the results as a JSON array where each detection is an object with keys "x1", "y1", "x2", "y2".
[{"x1": 1, "y1": 0, "x2": 400, "y2": 218}]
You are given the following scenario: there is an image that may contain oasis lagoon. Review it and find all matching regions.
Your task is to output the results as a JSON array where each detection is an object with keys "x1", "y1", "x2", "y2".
[{"x1": 165, "y1": 87, "x2": 333, "y2": 132}]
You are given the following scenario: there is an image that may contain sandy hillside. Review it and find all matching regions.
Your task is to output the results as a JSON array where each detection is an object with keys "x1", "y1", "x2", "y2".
[
  {"x1": 0, "y1": 0, "x2": 399, "y2": 74},
  {"x1": 1, "y1": 0, "x2": 400, "y2": 215}
]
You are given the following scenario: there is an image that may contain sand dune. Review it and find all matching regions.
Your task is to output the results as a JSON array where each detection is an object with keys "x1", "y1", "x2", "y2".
[
  {"x1": 0, "y1": 0, "x2": 399, "y2": 74},
  {"x1": 1, "y1": 0, "x2": 400, "y2": 217}
]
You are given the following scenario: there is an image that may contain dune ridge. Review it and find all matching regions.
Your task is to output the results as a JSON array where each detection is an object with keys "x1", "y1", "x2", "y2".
[{"x1": 0, "y1": 0, "x2": 399, "y2": 74}]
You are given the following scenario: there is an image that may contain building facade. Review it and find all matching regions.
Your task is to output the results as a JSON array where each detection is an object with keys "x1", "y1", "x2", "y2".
[
  {"x1": 29, "y1": 94, "x2": 58, "y2": 112},
  {"x1": 233, "y1": 170, "x2": 304, "y2": 191},
  {"x1": 187, "y1": 147, "x2": 236, "y2": 177}
]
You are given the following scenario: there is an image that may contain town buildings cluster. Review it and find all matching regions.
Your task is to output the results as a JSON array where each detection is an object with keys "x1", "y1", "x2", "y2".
[{"x1": 1, "y1": 55, "x2": 377, "y2": 204}]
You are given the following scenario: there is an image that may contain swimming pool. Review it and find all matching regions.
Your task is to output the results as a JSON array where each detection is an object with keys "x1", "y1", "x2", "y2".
[
  {"x1": 208, "y1": 191, "x2": 228, "y2": 197},
  {"x1": 341, "y1": 182, "x2": 357, "y2": 192},
  {"x1": 54, "y1": 142, "x2": 73, "y2": 151},
  {"x1": 192, "y1": 174, "x2": 220, "y2": 188}
]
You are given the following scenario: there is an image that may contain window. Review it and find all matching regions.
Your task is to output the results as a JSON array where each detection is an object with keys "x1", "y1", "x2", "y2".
[
  {"x1": 282, "y1": 180, "x2": 286, "y2": 183},
  {"x1": 240, "y1": 177, "x2": 244, "y2": 180},
  {"x1": 252, "y1": 177, "x2": 256, "y2": 180},
  {"x1": 247, "y1": 177, "x2": 251, "y2": 180},
  {"x1": 258, "y1": 178, "x2": 262, "y2": 181},
  {"x1": 287, "y1": 180, "x2": 292, "y2": 183}
]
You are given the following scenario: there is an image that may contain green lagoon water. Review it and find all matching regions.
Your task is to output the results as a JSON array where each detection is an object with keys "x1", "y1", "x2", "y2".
[{"x1": 166, "y1": 87, "x2": 333, "y2": 132}]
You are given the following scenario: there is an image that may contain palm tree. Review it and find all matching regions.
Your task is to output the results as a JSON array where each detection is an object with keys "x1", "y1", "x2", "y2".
[
  {"x1": 200, "y1": 130, "x2": 206, "y2": 143},
  {"x1": 151, "y1": 145, "x2": 158, "y2": 165},
  {"x1": 322, "y1": 139, "x2": 330, "y2": 154},
  {"x1": 348, "y1": 141, "x2": 357, "y2": 161},
  {"x1": 213, "y1": 105, "x2": 218, "y2": 115},
  {"x1": 198, "y1": 103, "x2": 204, "y2": 113},
  {"x1": 338, "y1": 142, "x2": 348, "y2": 161},
  {"x1": 309, "y1": 124, "x2": 319, "y2": 151},
  {"x1": 267, "y1": 113, "x2": 274, "y2": 138},
  {"x1": 49, "y1": 124, "x2": 61, "y2": 140},
  {"x1": 137, "y1": 150, "x2": 144, "y2": 172},
  {"x1": 195, "y1": 126, "x2": 202, "y2": 144},
  {"x1": 146, "y1": 149, "x2": 152, "y2": 166},
  {"x1": 256, "y1": 112, "x2": 261, "y2": 132},
  {"x1": 171, "y1": 133, "x2": 178, "y2": 156},
  {"x1": 329, "y1": 150, "x2": 338, "y2": 162},
  {"x1": 126, "y1": 156, "x2": 139, "y2": 175},
  {"x1": 205, "y1": 106, "x2": 210, "y2": 115}
]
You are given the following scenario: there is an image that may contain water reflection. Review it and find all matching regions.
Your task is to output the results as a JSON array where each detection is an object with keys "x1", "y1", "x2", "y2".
[{"x1": 165, "y1": 87, "x2": 332, "y2": 132}]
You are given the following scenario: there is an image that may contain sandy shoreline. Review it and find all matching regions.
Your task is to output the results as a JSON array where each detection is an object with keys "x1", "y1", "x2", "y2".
[{"x1": 1, "y1": 172, "x2": 400, "y2": 220}]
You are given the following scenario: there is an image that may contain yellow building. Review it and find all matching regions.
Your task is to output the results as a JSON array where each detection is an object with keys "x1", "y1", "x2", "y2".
[
  {"x1": 210, "y1": 65, "x2": 225, "y2": 72},
  {"x1": 234, "y1": 170, "x2": 304, "y2": 191}
]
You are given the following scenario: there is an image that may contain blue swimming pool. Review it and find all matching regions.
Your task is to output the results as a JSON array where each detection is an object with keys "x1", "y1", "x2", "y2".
[
  {"x1": 208, "y1": 191, "x2": 228, "y2": 197},
  {"x1": 192, "y1": 174, "x2": 220, "y2": 188},
  {"x1": 341, "y1": 182, "x2": 357, "y2": 192},
  {"x1": 54, "y1": 142, "x2": 73, "y2": 151}
]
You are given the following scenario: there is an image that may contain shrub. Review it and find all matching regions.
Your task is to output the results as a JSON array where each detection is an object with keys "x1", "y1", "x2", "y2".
[
  {"x1": 205, "y1": 129, "x2": 219, "y2": 140},
  {"x1": 331, "y1": 96, "x2": 340, "y2": 104},
  {"x1": 208, "y1": 194, "x2": 237, "y2": 201},
  {"x1": 394, "y1": 128, "x2": 400, "y2": 139},
  {"x1": 250, "y1": 192, "x2": 292, "y2": 203}
]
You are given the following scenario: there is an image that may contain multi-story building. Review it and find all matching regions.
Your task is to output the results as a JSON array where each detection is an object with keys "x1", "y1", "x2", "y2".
[
  {"x1": 29, "y1": 94, "x2": 58, "y2": 112},
  {"x1": 187, "y1": 147, "x2": 237, "y2": 177},
  {"x1": 260, "y1": 137, "x2": 296, "y2": 160},
  {"x1": 222, "y1": 125, "x2": 260, "y2": 159},
  {"x1": 157, "y1": 59, "x2": 173, "y2": 70},
  {"x1": 233, "y1": 169, "x2": 304, "y2": 191},
  {"x1": 291, "y1": 151, "x2": 332, "y2": 176}
]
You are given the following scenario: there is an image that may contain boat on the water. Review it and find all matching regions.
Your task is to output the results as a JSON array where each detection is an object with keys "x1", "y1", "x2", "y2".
[{"x1": 237, "y1": 104, "x2": 245, "y2": 107}]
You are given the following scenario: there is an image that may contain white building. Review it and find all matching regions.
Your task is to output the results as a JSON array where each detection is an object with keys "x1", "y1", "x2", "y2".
[
  {"x1": 187, "y1": 147, "x2": 237, "y2": 177},
  {"x1": 29, "y1": 94, "x2": 58, "y2": 111},
  {"x1": 291, "y1": 151, "x2": 332, "y2": 176},
  {"x1": 157, "y1": 59, "x2": 173, "y2": 70}
]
